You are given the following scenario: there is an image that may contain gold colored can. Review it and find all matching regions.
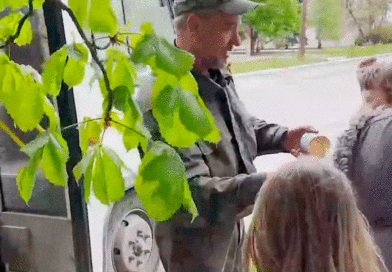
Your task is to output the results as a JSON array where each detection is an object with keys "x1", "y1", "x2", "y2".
[{"x1": 300, "y1": 133, "x2": 330, "y2": 157}]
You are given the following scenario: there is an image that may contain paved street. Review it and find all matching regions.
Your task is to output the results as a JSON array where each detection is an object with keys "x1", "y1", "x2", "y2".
[
  {"x1": 234, "y1": 57, "x2": 370, "y2": 172},
  {"x1": 233, "y1": 55, "x2": 392, "y2": 229}
]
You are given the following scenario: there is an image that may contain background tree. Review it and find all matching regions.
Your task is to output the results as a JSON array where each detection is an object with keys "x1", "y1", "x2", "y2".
[
  {"x1": 308, "y1": 0, "x2": 343, "y2": 49},
  {"x1": 242, "y1": 0, "x2": 301, "y2": 52},
  {"x1": 344, "y1": 0, "x2": 391, "y2": 38},
  {"x1": 0, "y1": 0, "x2": 222, "y2": 222}
]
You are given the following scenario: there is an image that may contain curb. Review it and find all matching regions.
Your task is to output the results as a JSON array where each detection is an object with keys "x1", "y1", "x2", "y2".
[{"x1": 233, "y1": 52, "x2": 392, "y2": 78}]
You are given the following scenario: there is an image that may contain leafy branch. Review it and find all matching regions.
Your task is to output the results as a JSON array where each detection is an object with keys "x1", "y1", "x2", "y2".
[
  {"x1": 0, "y1": 0, "x2": 221, "y2": 222},
  {"x1": 58, "y1": 1, "x2": 114, "y2": 125},
  {"x1": 0, "y1": 0, "x2": 34, "y2": 49}
]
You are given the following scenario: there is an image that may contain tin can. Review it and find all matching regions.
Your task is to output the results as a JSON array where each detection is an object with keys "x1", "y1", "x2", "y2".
[{"x1": 300, "y1": 133, "x2": 330, "y2": 157}]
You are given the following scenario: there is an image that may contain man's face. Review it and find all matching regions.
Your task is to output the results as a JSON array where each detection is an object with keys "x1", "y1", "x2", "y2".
[{"x1": 192, "y1": 12, "x2": 240, "y2": 68}]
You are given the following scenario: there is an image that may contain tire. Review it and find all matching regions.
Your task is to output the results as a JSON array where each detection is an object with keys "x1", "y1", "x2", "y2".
[{"x1": 103, "y1": 189, "x2": 165, "y2": 272}]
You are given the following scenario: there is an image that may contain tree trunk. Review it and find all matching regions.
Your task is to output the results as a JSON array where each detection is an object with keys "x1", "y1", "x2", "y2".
[
  {"x1": 298, "y1": 0, "x2": 308, "y2": 58},
  {"x1": 347, "y1": 9, "x2": 365, "y2": 37},
  {"x1": 246, "y1": 24, "x2": 255, "y2": 57}
]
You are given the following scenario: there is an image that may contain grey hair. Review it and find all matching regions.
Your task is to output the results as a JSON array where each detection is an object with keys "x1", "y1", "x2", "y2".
[
  {"x1": 357, "y1": 57, "x2": 392, "y2": 98},
  {"x1": 173, "y1": 9, "x2": 218, "y2": 33}
]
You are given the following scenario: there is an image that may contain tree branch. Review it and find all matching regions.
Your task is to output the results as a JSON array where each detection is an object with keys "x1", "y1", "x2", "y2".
[
  {"x1": 58, "y1": 1, "x2": 114, "y2": 125},
  {"x1": 0, "y1": 0, "x2": 34, "y2": 49},
  {"x1": 62, "y1": 117, "x2": 103, "y2": 131},
  {"x1": 0, "y1": 120, "x2": 24, "y2": 147},
  {"x1": 110, "y1": 119, "x2": 148, "y2": 140}
]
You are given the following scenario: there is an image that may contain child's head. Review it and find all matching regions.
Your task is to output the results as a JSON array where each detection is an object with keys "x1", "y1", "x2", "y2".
[
  {"x1": 357, "y1": 57, "x2": 392, "y2": 109},
  {"x1": 244, "y1": 157, "x2": 387, "y2": 272}
]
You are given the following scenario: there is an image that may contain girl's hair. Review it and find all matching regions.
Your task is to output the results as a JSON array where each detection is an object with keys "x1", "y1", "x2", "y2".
[
  {"x1": 244, "y1": 157, "x2": 388, "y2": 272},
  {"x1": 357, "y1": 57, "x2": 392, "y2": 99}
]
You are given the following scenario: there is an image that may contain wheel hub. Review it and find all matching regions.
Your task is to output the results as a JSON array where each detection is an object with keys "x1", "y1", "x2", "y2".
[{"x1": 112, "y1": 210, "x2": 153, "y2": 272}]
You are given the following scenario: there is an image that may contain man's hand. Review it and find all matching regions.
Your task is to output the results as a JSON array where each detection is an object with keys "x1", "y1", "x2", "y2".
[{"x1": 282, "y1": 126, "x2": 318, "y2": 157}]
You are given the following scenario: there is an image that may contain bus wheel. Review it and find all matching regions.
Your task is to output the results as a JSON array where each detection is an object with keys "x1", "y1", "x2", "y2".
[{"x1": 103, "y1": 189, "x2": 164, "y2": 272}]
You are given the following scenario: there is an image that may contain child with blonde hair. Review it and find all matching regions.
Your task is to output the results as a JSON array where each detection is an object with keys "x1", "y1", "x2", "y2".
[{"x1": 244, "y1": 157, "x2": 388, "y2": 272}]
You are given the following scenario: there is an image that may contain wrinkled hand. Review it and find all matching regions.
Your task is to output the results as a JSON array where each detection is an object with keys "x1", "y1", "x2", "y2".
[{"x1": 282, "y1": 126, "x2": 318, "y2": 157}]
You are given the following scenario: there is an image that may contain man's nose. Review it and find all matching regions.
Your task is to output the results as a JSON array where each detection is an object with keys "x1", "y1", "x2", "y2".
[{"x1": 231, "y1": 31, "x2": 241, "y2": 47}]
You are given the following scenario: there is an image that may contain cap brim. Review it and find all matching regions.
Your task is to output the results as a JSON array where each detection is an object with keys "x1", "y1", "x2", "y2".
[{"x1": 219, "y1": 0, "x2": 259, "y2": 15}]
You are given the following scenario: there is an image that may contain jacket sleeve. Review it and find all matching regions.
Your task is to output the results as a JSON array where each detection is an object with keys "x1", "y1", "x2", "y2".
[{"x1": 251, "y1": 116, "x2": 288, "y2": 156}]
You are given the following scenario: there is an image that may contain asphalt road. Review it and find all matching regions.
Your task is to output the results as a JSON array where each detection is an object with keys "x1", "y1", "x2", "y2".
[{"x1": 233, "y1": 57, "x2": 371, "y2": 172}]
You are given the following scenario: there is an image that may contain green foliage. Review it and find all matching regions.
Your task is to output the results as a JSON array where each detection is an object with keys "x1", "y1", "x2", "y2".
[
  {"x1": 135, "y1": 141, "x2": 197, "y2": 221},
  {"x1": 132, "y1": 23, "x2": 220, "y2": 148},
  {"x1": 16, "y1": 147, "x2": 42, "y2": 203},
  {"x1": 243, "y1": 0, "x2": 301, "y2": 37},
  {"x1": 18, "y1": 130, "x2": 69, "y2": 201},
  {"x1": 88, "y1": 0, "x2": 117, "y2": 35},
  {"x1": 0, "y1": 12, "x2": 32, "y2": 46},
  {"x1": 40, "y1": 131, "x2": 69, "y2": 186},
  {"x1": 355, "y1": 34, "x2": 369, "y2": 46},
  {"x1": 69, "y1": 0, "x2": 88, "y2": 26},
  {"x1": 64, "y1": 43, "x2": 88, "y2": 87},
  {"x1": 74, "y1": 145, "x2": 125, "y2": 204},
  {"x1": 0, "y1": 1, "x2": 217, "y2": 223},
  {"x1": 309, "y1": 0, "x2": 343, "y2": 40},
  {"x1": 42, "y1": 46, "x2": 67, "y2": 96},
  {"x1": 367, "y1": 26, "x2": 392, "y2": 45},
  {"x1": 0, "y1": 54, "x2": 44, "y2": 131},
  {"x1": 131, "y1": 23, "x2": 194, "y2": 77}
]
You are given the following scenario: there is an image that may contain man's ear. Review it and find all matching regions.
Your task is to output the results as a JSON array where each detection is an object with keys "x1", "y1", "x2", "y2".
[{"x1": 187, "y1": 13, "x2": 201, "y2": 32}]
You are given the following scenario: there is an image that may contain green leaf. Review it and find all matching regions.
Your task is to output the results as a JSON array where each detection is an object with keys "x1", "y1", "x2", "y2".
[
  {"x1": 40, "y1": 131, "x2": 69, "y2": 186},
  {"x1": 63, "y1": 43, "x2": 88, "y2": 87},
  {"x1": 182, "y1": 178, "x2": 198, "y2": 222},
  {"x1": 63, "y1": 57, "x2": 86, "y2": 87},
  {"x1": 156, "y1": 85, "x2": 180, "y2": 115},
  {"x1": 140, "y1": 22, "x2": 154, "y2": 35},
  {"x1": 123, "y1": 125, "x2": 147, "y2": 151},
  {"x1": 112, "y1": 86, "x2": 129, "y2": 112},
  {"x1": 0, "y1": 12, "x2": 32, "y2": 45},
  {"x1": 21, "y1": 132, "x2": 49, "y2": 157},
  {"x1": 14, "y1": 16, "x2": 32, "y2": 46},
  {"x1": 0, "y1": 0, "x2": 7, "y2": 10},
  {"x1": 43, "y1": 97, "x2": 59, "y2": 131},
  {"x1": 68, "y1": 0, "x2": 88, "y2": 26},
  {"x1": 135, "y1": 142, "x2": 188, "y2": 221},
  {"x1": 79, "y1": 117, "x2": 103, "y2": 155},
  {"x1": 33, "y1": 0, "x2": 45, "y2": 9},
  {"x1": 73, "y1": 146, "x2": 97, "y2": 202},
  {"x1": 0, "y1": 13, "x2": 21, "y2": 43},
  {"x1": 83, "y1": 154, "x2": 94, "y2": 202},
  {"x1": 66, "y1": 43, "x2": 88, "y2": 62},
  {"x1": 88, "y1": 0, "x2": 117, "y2": 35},
  {"x1": 16, "y1": 148, "x2": 43, "y2": 203},
  {"x1": 131, "y1": 31, "x2": 194, "y2": 78},
  {"x1": 111, "y1": 51, "x2": 136, "y2": 94},
  {"x1": 118, "y1": 101, "x2": 146, "y2": 151},
  {"x1": 42, "y1": 46, "x2": 67, "y2": 96},
  {"x1": 8, "y1": 0, "x2": 25, "y2": 10},
  {"x1": 151, "y1": 70, "x2": 219, "y2": 147},
  {"x1": 92, "y1": 146, "x2": 125, "y2": 204},
  {"x1": 178, "y1": 90, "x2": 213, "y2": 138},
  {"x1": 0, "y1": 56, "x2": 45, "y2": 131}
]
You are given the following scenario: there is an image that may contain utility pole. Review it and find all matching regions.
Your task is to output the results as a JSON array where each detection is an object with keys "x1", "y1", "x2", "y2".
[{"x1": 298, "y1": 0, "x2": 308, "y2": 58}]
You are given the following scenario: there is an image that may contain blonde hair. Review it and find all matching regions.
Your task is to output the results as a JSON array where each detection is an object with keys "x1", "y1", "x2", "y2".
[{"x1": 244, "y1": 158, "x2": 388, "y2": 272}]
